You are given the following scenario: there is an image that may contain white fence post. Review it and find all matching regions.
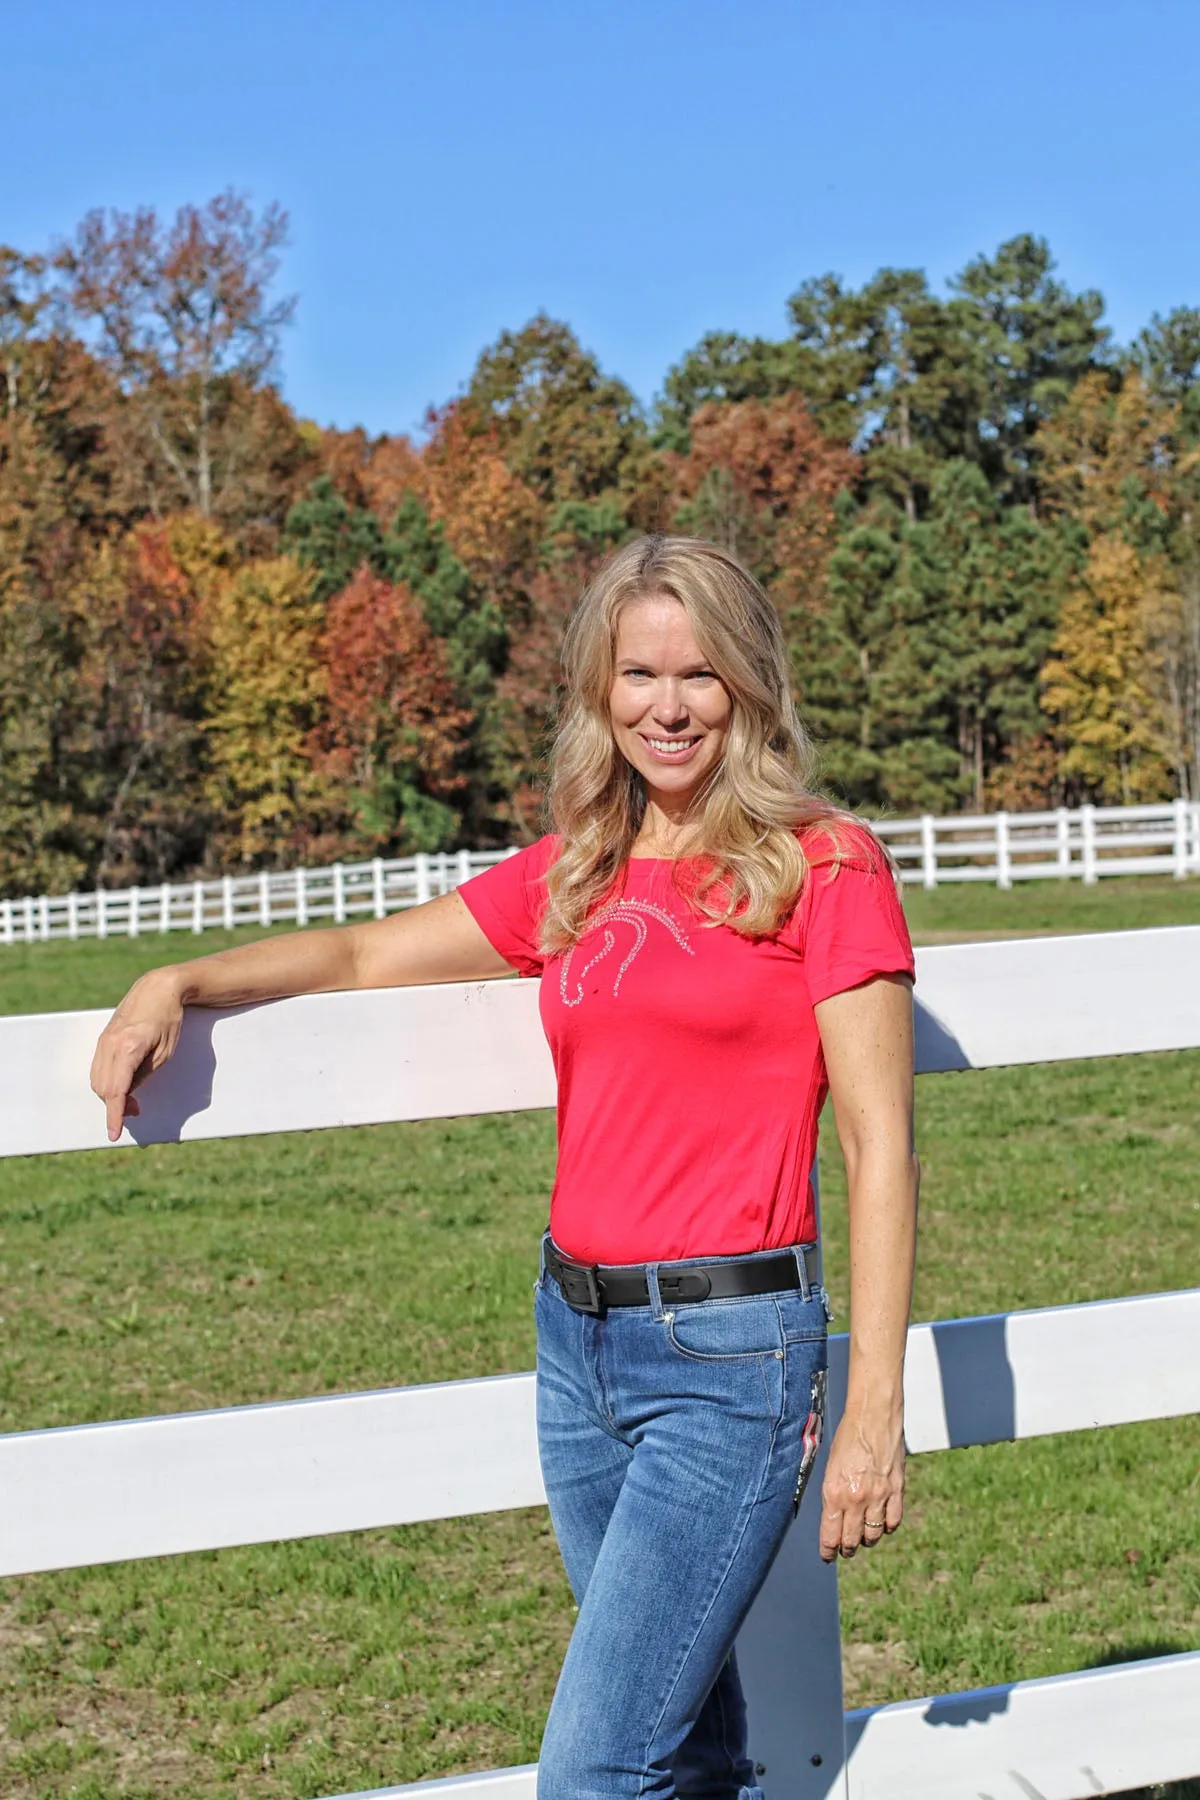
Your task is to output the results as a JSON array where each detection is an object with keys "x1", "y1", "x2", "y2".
[
  {"x1": 159, "y1": 882, "x2": 171, "y2": 933},
  {"x1": 332, "y1": 863, "x2": 346, "y2": 924},
  {"x1": 96, "y1": 888, "x2": 108, "y2": 940},
  {"x1": 995, "y1": 811, "x2": 1012, "y2": 890},
  {"x1": 0, "y1": 899, "x2": 11, "y2": 945},
  {"x1": 1080, "y1": 804, "x2": 1098, "y2": 884},
  {"x1": 371, "y1": 858, "x2": 386, "y2": 919},
  {"x1": 920, "y1": 815, "x2": 937, "y2": 889},
  {"x1": 416, "y1": 853, "x2": 432, "y2": 906},
  {"x1": 296, "y1": 868, "x2": 309, "y2": 929},
  {"x1": 1173, "y1": 796, "x2": 1189, "y2": 878},
  {"x1": 66, "y1": 893, "x2": 79, "y2": 940},
  {"x1": 457, "y1": 848, "x2": 473, "y2": 888},
  {"x1": 129, "y1": 886, "x2": 141, "y2": 938},
  {"x1": 258, "y1": 870, "x2": 271, "y2": 928},
  {"x1": 221, "y1": 875, "x2": 235, "y2": 931},
  {"x1": 38, "y1": 895, "x2": 51, "y2": 940},
  {"x1": 1055, "y1": 806, "x2": 1071, "y2": 875},
  {"x1": 191, "y1": 880, "x2": 204, "y2": 935}
]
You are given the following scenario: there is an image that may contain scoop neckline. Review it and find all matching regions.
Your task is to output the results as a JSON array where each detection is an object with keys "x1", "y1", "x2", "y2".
[{"x1": 626, "y1": 851, "x2": 703, "y2": 863}]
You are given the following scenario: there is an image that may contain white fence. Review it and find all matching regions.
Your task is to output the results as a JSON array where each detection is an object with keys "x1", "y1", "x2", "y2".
[
  {"x1": 0, "y1": 849, "x2": 513, "y2": 946},
  {"x1": 1, "y1": 933, "x2": 1198, "y2": 1800},
  {"x1": 872, "y1": 796, "x2": 1200, "y2": 888},
  {"x1": 3, "y1": 800, "x2": 1199, "y2": 948}
]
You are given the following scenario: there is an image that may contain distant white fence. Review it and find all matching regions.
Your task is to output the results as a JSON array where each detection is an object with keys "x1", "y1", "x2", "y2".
[
  {"x1": 0, "y1": 849, "x2": 513, "y2": 946},
  {"x1": 2, "y1": 799, "x2": 1198, "y2": 948},
  {"x1": 1, "y1": 928, "x2": 1198, "y2": 1800},
  {"x1": 873, "y1": 796, "x2": 1200, "y2": 888}
]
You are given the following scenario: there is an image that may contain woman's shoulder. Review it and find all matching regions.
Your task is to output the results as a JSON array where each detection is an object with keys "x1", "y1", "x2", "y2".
[
  {"x1": 498, "y1": 832, "x2": 562, "y2": 876},
  {"x1": 794, "y1": 812, "x2": 889, "y2": 876}
]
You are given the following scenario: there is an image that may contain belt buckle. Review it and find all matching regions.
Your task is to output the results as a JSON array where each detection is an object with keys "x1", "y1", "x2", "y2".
[
  {"x1": 557, "y1": 1259, "x2": 603, "y2": 1316},
  {"x1": 658, "y1": 1269, "x2": 712, "y2": 1303}
]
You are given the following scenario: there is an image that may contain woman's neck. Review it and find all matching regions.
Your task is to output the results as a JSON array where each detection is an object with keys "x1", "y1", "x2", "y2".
[{"x1": 630, "y1": 795, "x2": 704, "y2": 858}]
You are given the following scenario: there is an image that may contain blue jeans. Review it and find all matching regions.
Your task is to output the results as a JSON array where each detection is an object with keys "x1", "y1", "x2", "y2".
[{"x1": 534, "y1": 1244, "x2": 829, "y2": 1800}]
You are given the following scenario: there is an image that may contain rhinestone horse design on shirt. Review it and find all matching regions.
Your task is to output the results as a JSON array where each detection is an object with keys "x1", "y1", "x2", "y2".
[{"x1": 558, "y1": 899, "x2": 696, "y2": 1008}]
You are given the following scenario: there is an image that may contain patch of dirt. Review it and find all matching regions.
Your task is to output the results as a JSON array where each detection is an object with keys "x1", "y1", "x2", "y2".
[{"x1": 841, "y1": 1637, "x2": 918, "y2": 1708}]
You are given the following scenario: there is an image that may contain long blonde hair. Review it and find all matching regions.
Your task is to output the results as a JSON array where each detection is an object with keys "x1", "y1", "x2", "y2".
[{"x1": 542, "y1": 534, "x2": 847, "y2": 950}]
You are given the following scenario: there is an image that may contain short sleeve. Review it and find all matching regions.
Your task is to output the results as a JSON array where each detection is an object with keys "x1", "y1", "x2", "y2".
[
  {"x1": 457, "y1": 836, "x2": 558, "y2": 977},
  {"x1": 785, "y1": 824, "x2": 915, "y2": 1005}
]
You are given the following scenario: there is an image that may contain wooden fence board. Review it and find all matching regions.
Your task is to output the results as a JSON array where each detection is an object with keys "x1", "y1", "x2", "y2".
[
  {"x1": 4, "y1": 1290, "x2": 1196, "y2": 1580},
  {"x1": 3, "y1": 927, "x2": 1199, "y2": 1162}
]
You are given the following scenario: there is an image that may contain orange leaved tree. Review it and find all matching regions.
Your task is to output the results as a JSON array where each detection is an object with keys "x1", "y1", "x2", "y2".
[{"x1": 315, "y1": 567, "x2": 471, "y2": 853}]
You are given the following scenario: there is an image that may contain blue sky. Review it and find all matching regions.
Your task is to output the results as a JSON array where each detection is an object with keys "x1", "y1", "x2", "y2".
[{"x1": 4, "y1": 0, "x2": 1197, "y2": 437}]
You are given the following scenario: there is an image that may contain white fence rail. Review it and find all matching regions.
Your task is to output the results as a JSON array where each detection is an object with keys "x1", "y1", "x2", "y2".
[
  {"x1": 2, "y1": 800, "x2": 1199, "y2": 948},
  {"x1": 0, "y1": 849, "x2": 513, "y2": 946},
  {"x1": 873, "y1": 796, "x2": 1200, "y2": 888},
  {"x1": 1, "y1": 931, "x2": 1198, "y2": 1800}
]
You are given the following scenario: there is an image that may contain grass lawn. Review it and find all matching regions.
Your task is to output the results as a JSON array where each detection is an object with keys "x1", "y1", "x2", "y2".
[{"x1": 0, "y1": 874, "x2": 1197, "y2": 1798}]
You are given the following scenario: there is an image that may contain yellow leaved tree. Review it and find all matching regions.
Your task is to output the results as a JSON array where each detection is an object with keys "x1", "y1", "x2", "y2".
[
  {"x1": 1041, "y1": 532, "x2": 1176, "y2": 802},
  {"x1": 202, "y1": 554, "x2": 330, "y2": 865}
]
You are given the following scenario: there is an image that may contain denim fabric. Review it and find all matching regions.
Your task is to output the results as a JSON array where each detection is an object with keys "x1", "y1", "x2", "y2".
[{"x1": 534, "y1": 1248, "x2": 829, "y2": 1800}]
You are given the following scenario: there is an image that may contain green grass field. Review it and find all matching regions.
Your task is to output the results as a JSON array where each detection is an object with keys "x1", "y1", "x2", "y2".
[{"x1": 0, "y1": 874, "x2": 1197, "y2": 1798}]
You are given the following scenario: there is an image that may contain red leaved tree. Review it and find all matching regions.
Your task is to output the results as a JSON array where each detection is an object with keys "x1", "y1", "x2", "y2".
[
  {"x1": 314, "y1": 566, "x2": 471, "y2": 852},
  {"x1": 672, "y1": 392, "x2": 858, "y2": 615}
]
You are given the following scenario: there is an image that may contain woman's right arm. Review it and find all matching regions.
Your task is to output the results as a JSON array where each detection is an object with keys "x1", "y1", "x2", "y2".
[{"x1": 90, "y1": 891, "x2": 512, "y2": 1142}]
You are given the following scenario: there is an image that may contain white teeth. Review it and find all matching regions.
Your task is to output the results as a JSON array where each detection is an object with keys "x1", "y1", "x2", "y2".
[{"x1": 647, "y1": 738, "x2": 697, "y2": 753}]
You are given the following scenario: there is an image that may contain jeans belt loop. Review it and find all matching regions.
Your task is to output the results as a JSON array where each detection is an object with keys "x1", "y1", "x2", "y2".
[{"x1": 793, "y1": 1245, "x2": 812, "y2": 1302}]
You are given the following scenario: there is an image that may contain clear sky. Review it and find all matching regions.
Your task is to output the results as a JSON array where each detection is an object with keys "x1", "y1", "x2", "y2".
[{"x1": 4, "y1": 0, "x2": 1197, "y2": 438}]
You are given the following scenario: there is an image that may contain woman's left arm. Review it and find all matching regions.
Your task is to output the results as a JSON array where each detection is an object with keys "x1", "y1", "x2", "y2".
[{"x1": 812, "y1": 972, "x2": 919, "y2": 1561}]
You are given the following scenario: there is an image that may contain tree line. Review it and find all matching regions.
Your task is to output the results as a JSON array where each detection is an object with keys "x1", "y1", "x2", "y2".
[{"x1": 3, "y1": 191, "x2": 1199, "y2": 897}]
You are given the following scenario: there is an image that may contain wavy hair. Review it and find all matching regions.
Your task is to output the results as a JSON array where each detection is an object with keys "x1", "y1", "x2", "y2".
[{"x1": 541, "y1": 534, "x2": 849, "y2": 950}]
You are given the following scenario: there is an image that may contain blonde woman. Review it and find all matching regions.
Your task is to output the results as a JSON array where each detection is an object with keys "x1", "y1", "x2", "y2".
[{"x1": 92, "y1": 535, "x2": 918, "y2": 1800}]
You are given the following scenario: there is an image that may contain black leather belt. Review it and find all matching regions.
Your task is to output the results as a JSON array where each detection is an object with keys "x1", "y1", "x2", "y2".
[{"x1": 543, "y1": 1239, "x2": 820, "y2": 1316}]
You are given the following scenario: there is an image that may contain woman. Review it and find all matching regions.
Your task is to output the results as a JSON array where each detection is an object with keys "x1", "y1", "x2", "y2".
[{"x1": 92, "y1": 535, "x2": 918, "y2": 1800}]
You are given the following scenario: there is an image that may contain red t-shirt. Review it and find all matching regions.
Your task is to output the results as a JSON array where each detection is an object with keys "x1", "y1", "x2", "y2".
[{"x1": 458, "y1": 823, "x2": 915, "y2": 1265}]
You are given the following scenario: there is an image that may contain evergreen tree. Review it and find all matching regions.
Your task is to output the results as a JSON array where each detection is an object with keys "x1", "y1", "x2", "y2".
[
  {"x1": 948, "y1": 234, "x2": 1108, "y2": 504},
  {"x1": 282, "y1": 475, "x2": 387, "y2": 605}
]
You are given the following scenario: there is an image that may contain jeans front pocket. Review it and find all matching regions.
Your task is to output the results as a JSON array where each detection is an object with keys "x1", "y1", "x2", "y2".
[
  {"x1": 792, "y1": 1365, "x2": 828, "y2": 1515},
  {"x1": 664, "y1": 1295, "x2": 785, "y2": 1363}
]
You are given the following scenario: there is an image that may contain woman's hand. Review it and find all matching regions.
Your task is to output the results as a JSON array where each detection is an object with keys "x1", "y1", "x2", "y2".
[
  {"x1": 87, "y1": 893, "x2": 514, "y2": 1143},
  {"x1": 818, "y1": 1404, "x2": 905, "y2": 1561},
  {"x1": 90, "y1": 971, "x2": 186, "y2": 1142}
]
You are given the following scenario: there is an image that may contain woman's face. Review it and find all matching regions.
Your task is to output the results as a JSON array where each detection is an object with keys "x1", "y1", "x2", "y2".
[{"x1": 609, "y1": 594, "x2": 732, "y2": 808}]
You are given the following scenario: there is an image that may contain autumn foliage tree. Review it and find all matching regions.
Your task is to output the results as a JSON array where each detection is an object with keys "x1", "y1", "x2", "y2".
[
  {"x1": 672, "y1": 392, "x2": 858, "y2": 611},
  {"x1": 7, "y1": 199, "x2": 1200, "y2": 897},
  {"x1": 56, "y1": 191, "x2": 307, "y2": 532},
  {"x1": 203, "y1": 554, "x2": 328, "y2": 865},
  {"x1": 1041, "y1": 533, "x2": 1176, "y2": 801},
  {"x1": 314, "y1": 568, "x2": 470, "y2": 852}
]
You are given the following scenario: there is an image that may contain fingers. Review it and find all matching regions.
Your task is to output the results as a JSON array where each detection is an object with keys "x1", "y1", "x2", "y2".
[
  {"x1": 818, "y1": 1501, "x2": 843, "y2": 1563},
  {"x1": 819, "y1": 1479, "x2": 904, "y2": 1561},
  {"x1": 91, "y1": 1030, "x2": 156, "y2": 1141},
  {"x1": 820, "y1": 1497, "x2": 898, "y2": 1561}
]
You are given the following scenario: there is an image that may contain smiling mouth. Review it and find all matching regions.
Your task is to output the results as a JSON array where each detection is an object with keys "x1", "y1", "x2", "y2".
[{"x1": 642, "y1": 735, "x2": 701, "y2": 758}]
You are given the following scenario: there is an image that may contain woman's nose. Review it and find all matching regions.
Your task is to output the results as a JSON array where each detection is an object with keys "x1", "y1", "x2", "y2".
[{"x1": 653, "y1": 681, "x2": 688, "y2": 725}]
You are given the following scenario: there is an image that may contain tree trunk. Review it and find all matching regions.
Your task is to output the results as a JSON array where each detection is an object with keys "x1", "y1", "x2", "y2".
[
  {"x1": 898, "y1": 387, "x2": 916, "y2": 523},
  {"x1": 197, "y1": 370, "x2": 212, "y2": 518}
]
